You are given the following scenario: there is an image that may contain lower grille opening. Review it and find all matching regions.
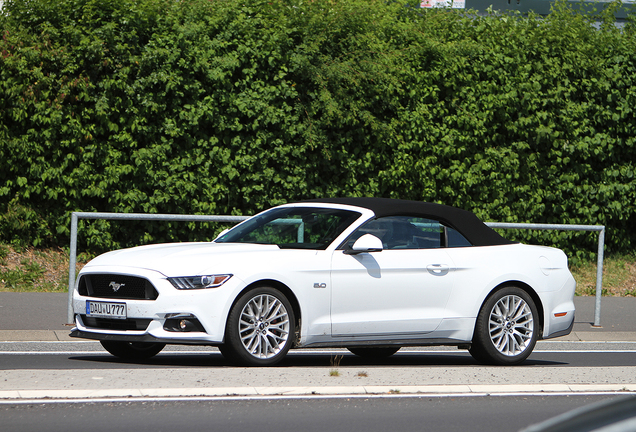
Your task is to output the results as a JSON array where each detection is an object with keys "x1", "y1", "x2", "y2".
[{"x1": 81, "y1": 315, "x2": 152, "y2": 331}]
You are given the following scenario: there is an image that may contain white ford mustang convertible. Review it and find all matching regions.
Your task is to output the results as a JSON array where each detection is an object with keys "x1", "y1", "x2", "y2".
[{"x1": 71, "y1": 198, "x2": 576, "y2": 366}]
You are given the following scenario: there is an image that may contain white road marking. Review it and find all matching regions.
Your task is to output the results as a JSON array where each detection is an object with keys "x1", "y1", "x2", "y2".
[
  {"x1": 2, "y1": 348, "x2": 636, "y2": 355},
  {"x1": 2, "y1": 391, "x2": 635, "y2": 405}
]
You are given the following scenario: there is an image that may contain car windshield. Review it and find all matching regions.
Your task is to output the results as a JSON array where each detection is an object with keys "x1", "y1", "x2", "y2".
[{"x1": 215, "y1": 207, "x2": 361, "y2": 250}]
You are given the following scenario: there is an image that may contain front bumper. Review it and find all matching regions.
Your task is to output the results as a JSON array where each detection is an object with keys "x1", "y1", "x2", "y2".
[
  {"x1": 71, "y1": 266, "x2": 243, "y2": 345},
  {"x1": 69, "y1": 327, "x2": 216, "y2": 345}
]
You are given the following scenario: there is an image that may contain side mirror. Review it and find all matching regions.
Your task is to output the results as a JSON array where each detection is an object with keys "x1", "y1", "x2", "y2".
[{"x1": 344, "y1": 234, "x2": 383, "y2": 255}]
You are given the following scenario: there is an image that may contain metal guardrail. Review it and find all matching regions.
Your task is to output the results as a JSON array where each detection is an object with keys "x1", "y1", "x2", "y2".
[
  {"x1": 485, "y1": 222, "x2": 605, "y2": 327},
  {"x1": 66, "y1": 213, "x2": 606, "y2": 327},
  {"x1": 66, "y1": 212, "x2": 249, "y2": 323}
]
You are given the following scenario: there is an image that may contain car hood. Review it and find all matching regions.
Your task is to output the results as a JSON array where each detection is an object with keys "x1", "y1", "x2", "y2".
[{"x1": 83, "y1": 242, "x2": 281, "y2": 277}]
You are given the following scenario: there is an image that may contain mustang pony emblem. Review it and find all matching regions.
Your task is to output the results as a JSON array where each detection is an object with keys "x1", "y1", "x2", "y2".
[{"x1": 109, "y1": 281, "x2": 125, "y2": 292}]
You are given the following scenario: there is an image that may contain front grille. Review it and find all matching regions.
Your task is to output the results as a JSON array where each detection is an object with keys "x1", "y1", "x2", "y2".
[
  {"x1": 81, "y1": 315, "x2": 152, "y2": 331},
  {"x1": 78, "y1": 274, "x2": 159, "y2": 300}
]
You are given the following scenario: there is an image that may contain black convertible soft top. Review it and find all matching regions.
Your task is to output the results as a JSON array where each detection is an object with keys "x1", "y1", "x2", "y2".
[{"x1": 303, "y1": 197, "x2": 515, "y2": 247}]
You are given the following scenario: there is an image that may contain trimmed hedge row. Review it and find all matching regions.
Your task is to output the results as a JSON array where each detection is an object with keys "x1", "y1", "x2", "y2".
[{"x1": 1, "y1": 0, "x2": 635, "y2": 260}]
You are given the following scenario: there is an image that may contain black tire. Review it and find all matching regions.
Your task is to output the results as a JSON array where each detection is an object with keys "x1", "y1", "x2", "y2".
[
  {"x1": 347, "y1": 347, "x2": 400, "y2": 358},
  {"x1": 100, "y1": 341, "x2": 166, "y2": 360},
  {"x1": 222, "y1": 286, "x2": 296, "y2": 366},
  {"x1": 217, "y1": 343, "x2": 239, "y2": 363},
  {"x1": 470, "y1": 286, "x2": 539, "y2": 365}
]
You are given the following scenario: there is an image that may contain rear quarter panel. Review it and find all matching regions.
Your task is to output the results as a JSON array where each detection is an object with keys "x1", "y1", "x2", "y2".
[{"x1": 444, "y1": 243, "x2": 574, "y2": 326}]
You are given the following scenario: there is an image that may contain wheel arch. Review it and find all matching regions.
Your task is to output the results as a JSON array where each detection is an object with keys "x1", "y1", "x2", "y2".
[
  {"x1": 481, "y1": 280, "x2": 545, "y2": 338},
  {"x1": 227, "y1": 279, "x2": 302, "y2": 343}
]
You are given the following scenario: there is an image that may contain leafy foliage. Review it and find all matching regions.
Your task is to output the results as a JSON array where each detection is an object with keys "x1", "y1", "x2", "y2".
[{"x1": 1, "y1": 0, "x2": 635, "y2": 260}]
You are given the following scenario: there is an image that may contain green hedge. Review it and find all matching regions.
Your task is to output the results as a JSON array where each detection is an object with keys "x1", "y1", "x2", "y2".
[{"x1": 1, "y1": 0, "x2": 635, "y2": 260}]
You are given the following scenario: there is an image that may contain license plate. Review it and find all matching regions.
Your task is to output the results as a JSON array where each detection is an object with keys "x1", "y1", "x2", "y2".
[{"x1": 86, "y1": 301, "x2": 127, "y2": 319}]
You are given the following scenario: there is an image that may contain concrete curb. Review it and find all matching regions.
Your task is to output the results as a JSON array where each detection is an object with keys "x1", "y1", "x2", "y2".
[
  {"x1": 558, "y1": 331, "x2": 636, "y2": 342},
  {"x1": 0, "y1": 330, "x2": 75, "y2": 342},
  {"x1": 2, "y1": 384, "x2": 636, "y2": 401}
]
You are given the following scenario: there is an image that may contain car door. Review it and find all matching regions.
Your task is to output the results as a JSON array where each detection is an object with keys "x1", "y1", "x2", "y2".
[{"x1": 330, "y1": 216, "x2": 456, "y2": 337}]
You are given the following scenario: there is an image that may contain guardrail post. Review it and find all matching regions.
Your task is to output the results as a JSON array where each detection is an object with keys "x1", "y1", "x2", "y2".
[
  {"x1": 593, "y1": 227, "x2": 605, "y2": 327},
  {"x1": 66, "y1": 213, "x2": 78, "y2": 324}
]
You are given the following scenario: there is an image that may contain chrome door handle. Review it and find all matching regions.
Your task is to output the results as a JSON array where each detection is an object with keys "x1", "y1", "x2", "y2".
[{"x1": 426, "y1": 264, "x2": 449, "y2": 276}]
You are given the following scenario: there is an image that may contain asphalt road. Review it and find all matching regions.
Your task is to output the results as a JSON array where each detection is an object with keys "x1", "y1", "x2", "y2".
[
  {"x1": 2, "y1": 342, "x2": 635, "y2": 395},
  {"x1": 1, "y1": 293, "x2": 635, "y2": 400},
  {"x1": 1, "y1": 294, "x2": 635, "y2": 432},
  {"x1": 2, "y1": 292, "x2": 636, "y2": 331},
  {"x1": 1, "y1": 394, "x2": 625, "y2": 432},
  {"x1": 2, "y1": 344, "x2": 636, "y2": 369}
]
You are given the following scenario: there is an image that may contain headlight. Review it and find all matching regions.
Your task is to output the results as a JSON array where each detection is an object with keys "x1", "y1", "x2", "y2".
[{"x1": 168, "y1": 275, "x2": 232, "y2": 290}]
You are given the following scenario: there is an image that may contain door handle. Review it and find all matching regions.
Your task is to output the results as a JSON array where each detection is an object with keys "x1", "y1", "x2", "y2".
[{"x1": 426, "y1": 264, "x2": 449, "y2": 276}]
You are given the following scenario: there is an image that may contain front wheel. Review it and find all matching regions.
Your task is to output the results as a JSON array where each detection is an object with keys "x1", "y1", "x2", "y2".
[
  {"x1": 221, "y1": 287, "x2": 295, "y2": 366},
  {"x1": 100, "y1": 341, "x2": 165, "y2": 360},
  {"x1": 469, "y1": 286, "x2": 539, "y2": 365}
]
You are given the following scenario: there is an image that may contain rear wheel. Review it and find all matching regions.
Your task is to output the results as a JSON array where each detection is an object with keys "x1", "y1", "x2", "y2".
[
  {"x1": 347, "y1": 347, "x2": 400, "y2": 358},
  {"x1": 221, "y1": 287, "x2": 295, "y2": 366},
  {"x1": 100, "y1": 341, "x2": 165, "y2": 360},
  {"x1": 470, "y1": 286, "x2": 539, "y2": 365}
]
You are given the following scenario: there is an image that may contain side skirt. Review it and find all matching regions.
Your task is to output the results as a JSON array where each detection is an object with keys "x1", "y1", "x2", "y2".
[{"x1": 298, "y1": 337, "x2": 472, "y2": 349}]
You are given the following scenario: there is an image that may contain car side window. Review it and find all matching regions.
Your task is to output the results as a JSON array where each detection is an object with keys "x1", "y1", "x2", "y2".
[
  {"x1": 446, "y1": 226, "x2": 472, "y2": 248},
  {"x1": 343, "y1": 216, "x2": 472, "y2": 250},
  {"x1": 217, "y1": 207, "x2": 360, "y2": 250}
]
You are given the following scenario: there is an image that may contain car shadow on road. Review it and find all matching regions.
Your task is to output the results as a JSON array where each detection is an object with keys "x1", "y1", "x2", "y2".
[{"x1": 67, "y1": 351, "x2": 566, "y2": 368}]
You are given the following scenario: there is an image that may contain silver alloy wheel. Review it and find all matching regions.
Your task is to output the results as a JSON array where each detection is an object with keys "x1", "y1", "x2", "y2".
[
  {"x1": 238, "y1": 293, "x2": 290, "y2": 359},
  {"x1": 488, "y1": 294, "x2": 534, "y2": 356}
]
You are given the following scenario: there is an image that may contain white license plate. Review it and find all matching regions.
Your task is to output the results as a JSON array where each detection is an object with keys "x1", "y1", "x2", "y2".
[{"x1": 86, "y1": 301, "x2": 127, "y2": 319}]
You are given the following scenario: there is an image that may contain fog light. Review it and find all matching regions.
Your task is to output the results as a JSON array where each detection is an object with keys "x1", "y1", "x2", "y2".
[{"x1": 163, "y1": 313, "x2": 206, "y2": 333}]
